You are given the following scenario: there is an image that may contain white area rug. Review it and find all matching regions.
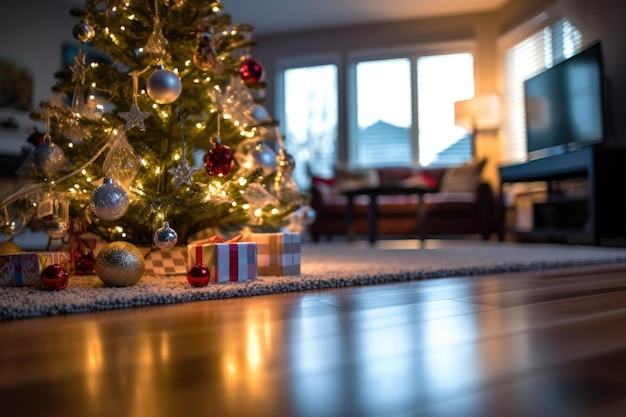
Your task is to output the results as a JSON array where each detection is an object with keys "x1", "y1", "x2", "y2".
[{"x1": 2, "y1": 241, "x2": 626, "y2": 320}]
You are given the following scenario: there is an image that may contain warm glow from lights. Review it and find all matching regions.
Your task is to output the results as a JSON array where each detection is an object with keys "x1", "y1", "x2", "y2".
[
  {"x1": 138, "y1": 47, "x2": 144, "y2": 53},
  {"x1": 115, "y1": 226, "x2": 124, "y2": 233},
  {"x1": 193, "y1": 78, "x2": 200, "y2": 84},
  {"x1": 174, "y1": 154, "x2": 180, "y2": 161},
  {"x1": 195, "y1": 122, "x2": 202, "y2": 129},
  {"x1": 141, "y1": 159, "x2": 148, "y2": 167},
  {"x1": 74, "y1": 184, "x2": 80, "y2": 189},
  {"x1": 173, "y1": 68, "x2": 180, "y2": 74},
  {"x1": 90, "y1": 63, "x2": 98, "y2": 68},
  {"x1": 223, "y1": 113, "x2": 232, "y2": 120},
  {"x1": 120, "y1": 26, "x2": 126, "y2": 31},
  {"x1": 205, "y1": 76, "x2": 211, "y2": 82},
  {"x1": 185, "y1": 60, "x2": 192, "y2": 66},
  {"x1": 156, "y1": 167, "x2": 161, "y2": 174},
  {"x1": 271, "y1": 208, "x2": 279, "y2": 215},
  {"x1": 238, "y1": 177, "x2": 247, "y2": 186},
  {"x1": 231, "y1": 202, "x2": 237, "y2": 207},
  {"x1": 68, "y1": 143, "x2": 74, "y2": 148},
  {"x1": 128, "y1": 14, "x2": 135, "y2": 20},
  {"x1": 152, "y1": 104, "x2": 158, "y2": 109},
  {"x1": 254, "y1": 208, "x2": 263, "y2": 217},
  {"x1": 104, "y1": 27, "x2": 110, "y2": 34}
]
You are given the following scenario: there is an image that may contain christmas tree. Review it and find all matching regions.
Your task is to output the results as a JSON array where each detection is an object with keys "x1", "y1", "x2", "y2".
[{"x1": 1, "y1": 0, "x2": 303, "y2": 248}]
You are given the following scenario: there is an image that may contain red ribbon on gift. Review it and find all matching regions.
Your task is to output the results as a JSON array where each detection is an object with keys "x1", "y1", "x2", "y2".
[{"x1": 229, "y1": 243, "x2": 238, "y2": 281}]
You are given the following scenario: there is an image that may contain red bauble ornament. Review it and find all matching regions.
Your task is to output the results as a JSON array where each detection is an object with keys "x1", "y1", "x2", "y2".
[
  {"x1": 187, "y1": 263, "x2": 210, "y2": 287},
  {"x1": 238, "y1": 58, "x2": 264, "y2": 84},
  {"x1": 204, "y1": 138, "x2": 235, "y2": 176},
  {"x1": 40, "y1": 264, "x2": 69, "y2": 291}
]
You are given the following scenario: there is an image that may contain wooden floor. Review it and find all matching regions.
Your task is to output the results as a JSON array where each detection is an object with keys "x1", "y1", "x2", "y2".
[{"x1": 2, "y1": 244, "x2": 626, "y2": 416}]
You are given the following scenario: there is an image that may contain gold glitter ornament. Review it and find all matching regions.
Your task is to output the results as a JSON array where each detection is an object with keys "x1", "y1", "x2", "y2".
[{"x1": 95, "y1": 241, "x2": 145, "y2": 287}]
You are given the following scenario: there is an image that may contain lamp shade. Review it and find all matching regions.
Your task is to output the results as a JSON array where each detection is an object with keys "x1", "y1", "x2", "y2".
[{"x1": 454, "y1": 93, "x2": 501, "y2": 131}]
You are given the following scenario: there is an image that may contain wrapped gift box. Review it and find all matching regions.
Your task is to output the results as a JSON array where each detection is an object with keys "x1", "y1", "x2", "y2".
[
  {"x1": 0, "y1": 252, "x2": 71, "y2": 287},
  {"x1": 243, "y1": 232, "x2": 301, "y2": 276},
  {"x1": 187, "y1": 241, "x2": 257, "y2": 283}
]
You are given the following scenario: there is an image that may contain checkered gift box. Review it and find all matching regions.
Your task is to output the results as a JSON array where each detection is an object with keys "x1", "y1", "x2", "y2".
[
  {"x1": 144, "y1": 247, "x2": 188, "y2": 276},
  {"x1": 243, "y1": 232, "x2": 301, "y2": 276}
]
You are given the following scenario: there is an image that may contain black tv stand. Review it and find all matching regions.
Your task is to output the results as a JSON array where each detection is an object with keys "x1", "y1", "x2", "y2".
[{"x1": 498, "y1": 145, "x2": 626, "y2": 245}]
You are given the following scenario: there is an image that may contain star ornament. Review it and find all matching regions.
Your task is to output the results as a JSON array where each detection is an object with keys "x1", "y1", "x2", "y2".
[
  {"x1": 168, "y1": 158, "x2": 199, "y2": 187},
  {"x1": 119, "y1": 104, "x2": 151, "y2": 131}
]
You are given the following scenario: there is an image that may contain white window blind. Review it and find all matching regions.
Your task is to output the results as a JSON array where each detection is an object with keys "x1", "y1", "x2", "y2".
[{"x1": 501, "y1": 18, "x2": 582, "y2": 163}]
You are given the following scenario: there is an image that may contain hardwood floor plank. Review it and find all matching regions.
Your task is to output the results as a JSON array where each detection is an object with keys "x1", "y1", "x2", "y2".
[{"x1": 2, "y1": 263, "x2": 626, "y2": 416}]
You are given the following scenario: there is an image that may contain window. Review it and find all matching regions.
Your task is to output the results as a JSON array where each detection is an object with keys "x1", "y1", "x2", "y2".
[
  {"x1": 353, "y1": 58, "x2": 413, "y2": 167},
  {"x1": 349, "y1": 46, "x2": 475, "y2": 169},
  {"x1": 501, "y1": 17, "x2": 582, "y2": 163},
  {"x1": 279, "y1": 63, "x2": 338, "y2": 189}
]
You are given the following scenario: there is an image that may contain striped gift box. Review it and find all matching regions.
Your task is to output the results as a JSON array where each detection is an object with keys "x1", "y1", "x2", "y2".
[
  {"x1": 187, "y1": 241, "x2": 257, "y2": 283},
  {"x1": 244, "y1": 232, "x2": 301, "y2": 276},
  {"x1": 0, "y1": 252, "x2": 71, "y2": 287}
]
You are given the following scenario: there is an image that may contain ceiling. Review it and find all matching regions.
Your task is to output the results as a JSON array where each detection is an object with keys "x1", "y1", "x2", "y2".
[
  {"x1": 63, "y1": 0, "x2": 511, "y2": 36},
  {"x1": 225, "y1": 0, "x2": 511, "y2": 35}
]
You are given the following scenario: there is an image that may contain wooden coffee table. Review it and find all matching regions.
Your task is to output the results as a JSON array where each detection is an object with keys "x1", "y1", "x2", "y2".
[{"x1": 341, "y1": 186, "x2": 429, "y2": 244}]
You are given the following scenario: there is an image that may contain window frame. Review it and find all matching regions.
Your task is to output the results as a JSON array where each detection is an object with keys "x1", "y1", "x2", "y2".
[{"x1": 346, "y1": 40, "x2": 476, "y2": 168}]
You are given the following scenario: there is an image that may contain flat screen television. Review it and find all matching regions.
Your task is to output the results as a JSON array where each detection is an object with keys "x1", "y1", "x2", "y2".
[{"x1": 524, "y1": 42, "x2": 605, "y2": 160}]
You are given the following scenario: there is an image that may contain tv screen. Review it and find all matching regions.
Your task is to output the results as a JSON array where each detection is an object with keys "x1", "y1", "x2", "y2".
[{"x1": 524, "y1": 42, "x2": 605, "y2": 159}]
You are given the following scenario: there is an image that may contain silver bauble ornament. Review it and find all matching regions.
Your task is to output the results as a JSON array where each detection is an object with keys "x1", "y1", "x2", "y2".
[
  {"x1": 34, "y1": 142, "x2": 66, "y2": 177},
  {"x1": 46, "y1": 215, "x2": 68, "y2": 239},
  {"x1": 153, "y1": 221, "x2": 178, "y2": 250},
  {"x1": 72, "y1": 19, "x2": 95, "y2": 43},
  {"x1": 250, "y1": 142, "x2": 276, "y2": 175},
  {"x1": 147, "y1": 65, "x2": 182, "y2": 104},
  {"x1": 95, "y1": 241, "x2": 145, "y2": 287},
  {"x1": 90, "y1": 177, "x2": 129, "y2": 221}
]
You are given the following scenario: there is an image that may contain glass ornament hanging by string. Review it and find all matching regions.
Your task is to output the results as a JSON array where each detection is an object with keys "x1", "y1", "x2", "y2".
[
  {"x1": 147, "y1": 64, "x2": 182, "y2": 104},
  {"x1": 102, "y1": 129, "x2": 142, "y2": 190},
  {"x1": 34, "y1": 109, "x2": 66, "y2": 178},
  {"x1": 119, "y1": 71, "x2": 151, "y2": 131},
  {"x1": 204, "y1": 137, "x2": 235, "y2": 177},
  {"x1": 143, "y1": 0, "x2": 169, "y2": 59},
  {"x1": 72, "y1": 19, "x2": 95, "y2": 43},
  {"x1": 238, "y1": 57, "x2": 264, "y2": 84},
  {"x1": 153, "y1": 221, "x2": 179, "y2": 250},
  {"x1": 203, "y1": 115, "x2": 235, "y2": 177},
  {"x1": 90, "y1": 177, "x2": 129, "y2": 221}
]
